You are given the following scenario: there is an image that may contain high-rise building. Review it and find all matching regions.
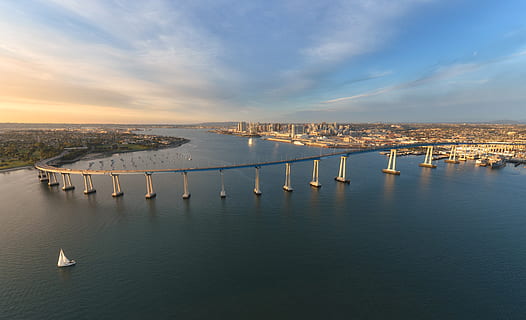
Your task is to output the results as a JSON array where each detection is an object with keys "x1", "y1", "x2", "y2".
[
  {"x1": 290, "y1": 124, "x2": 304, "y2": 138},
  {"x1": 237, "y1": 121, "x2": 247, "y2": 132}
]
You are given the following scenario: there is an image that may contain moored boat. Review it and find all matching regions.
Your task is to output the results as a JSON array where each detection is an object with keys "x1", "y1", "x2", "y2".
[
  {"x1": 475, "y1": 159, "x2": 488, "y2": 167},
  {"x1": 488, "y1": 158, "x2": 506, "y2": 169}
]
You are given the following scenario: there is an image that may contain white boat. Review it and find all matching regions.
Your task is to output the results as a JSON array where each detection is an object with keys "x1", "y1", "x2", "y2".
[
  {"x1": 57, "y1": 249, "x2": 76, "y2": 267},
  {"x1": 293, "y1": 141, "x2": 304, "y2": 146}
]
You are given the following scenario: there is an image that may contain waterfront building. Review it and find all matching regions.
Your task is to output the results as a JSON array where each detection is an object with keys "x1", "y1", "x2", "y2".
[
  {"x1": 291, "y1": 124, "x2": 304, "y2": 138},
  {"x1": 237, "y1": 121, "x2": 247, "y2": 133}
]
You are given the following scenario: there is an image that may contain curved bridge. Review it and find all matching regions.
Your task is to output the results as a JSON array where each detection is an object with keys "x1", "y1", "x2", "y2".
[{"x1": 34, "y1": 141, "x2": 525, "y2": 198}]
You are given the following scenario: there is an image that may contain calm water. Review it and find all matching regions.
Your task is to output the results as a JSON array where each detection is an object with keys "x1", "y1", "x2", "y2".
[{"x1": 1, "y1": 129, "x2": 526, "y2": 319}]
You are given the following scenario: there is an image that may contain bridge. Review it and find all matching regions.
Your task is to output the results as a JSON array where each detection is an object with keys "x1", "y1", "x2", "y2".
[{"x1": 34, "y1": 142, "x2": 526, "y2": 199}]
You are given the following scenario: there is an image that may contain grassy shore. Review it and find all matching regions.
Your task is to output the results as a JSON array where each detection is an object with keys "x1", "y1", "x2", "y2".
[
  {"x1": 0, "y1": 160, "x2": 35, "y2": 171},
  {"x1": 2, "y1": 140, "x2": 189, "y2": 172}
]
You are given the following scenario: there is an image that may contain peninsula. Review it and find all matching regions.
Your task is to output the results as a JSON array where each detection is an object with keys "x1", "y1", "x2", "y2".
[{"x1": 0, "y1": 126, "x2": 188, "y2": 171}]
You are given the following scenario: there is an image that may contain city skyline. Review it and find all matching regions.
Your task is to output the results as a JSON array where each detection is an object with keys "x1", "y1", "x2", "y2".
[{"x1": 1, "y1": 1, "x2": 525, "y2": 124}]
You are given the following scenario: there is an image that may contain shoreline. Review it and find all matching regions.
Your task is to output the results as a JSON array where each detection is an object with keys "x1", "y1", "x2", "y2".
[
  {"x1": 212, "y1": 129, "x2": 364, "y2": 149},
  {"x1": 0, "y1": 165, "x2": 35, "y2": 173},
  {"x1": 3, "y1": 139, "x2": 190, "y2": 173}
]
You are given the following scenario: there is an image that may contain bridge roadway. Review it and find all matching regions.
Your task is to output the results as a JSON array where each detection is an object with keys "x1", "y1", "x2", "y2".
[{"x1": 35, "y1": 142, "x2": 525, "y2": 175}]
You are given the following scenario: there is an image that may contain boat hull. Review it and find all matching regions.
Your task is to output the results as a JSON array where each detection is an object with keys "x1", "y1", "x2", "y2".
[
  {"x1": 489, "y1": 162, "x2": 506, "y2": 169},
  {"x1": 58, "y1": 260, "x2": 76, "y2": 268}
]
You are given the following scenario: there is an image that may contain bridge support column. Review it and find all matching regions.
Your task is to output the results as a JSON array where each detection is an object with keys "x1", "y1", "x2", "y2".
[
  {"x1": 47, "y1": 172, "x2": 59, "y2": 186},
  {"x1": 39, "y1": 170, "x2": 49, "y2": 182},
  {"x1": 111, "y1": 174, "x2": 123, "y2": 197},
  {"x1": 419, "y1": 146, "x2": 437, "y2": 168},
  {"x1": 445, "y1": 145, "x2": 460, "y2": 164},
  {"x1": 458, "y1": 145, "x2": 467, "y2": 161},
  {"x1": 254, "y1": 166, "x2": 262, "y2": 195},
  {"x1": 219, "y1": 170, "x2": 226, "y2": 198},
  {"x1": 310, "y1": 160, "x2": 322, "y2": 188},
  {"x1": 182, "y1": 172, "x2": 191, "y2": 199},
  {"x1": 335, "y1": 156, "x2": 350, "y2": 183},
  {"x1": 61, "y1": 173, "x2": 75, "y2": 191},
  {"x1": 145, "y1": 173, "x2": 156, "y2": 199},
  {"x1": 283, "y1": 163, "x2": 293, "y2": 192},
  {"x1": 382, "y1": 149, "x2": 400, "y2": 175},
  {"x1": 82, "y1": 174, "x2": 96, "y2": 194}
]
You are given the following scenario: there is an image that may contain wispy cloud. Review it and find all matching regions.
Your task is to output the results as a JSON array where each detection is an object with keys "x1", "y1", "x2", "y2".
[
  {"x1": 324, "y1": 87, "x2": 392, "y2": 104},
  {"x1": 1, "y1": 0, "x2": 524, "y2": 123},
  {"x1": 301, "y1": 0, "x2": 432, "y2": 64},
  {"x1": 322, "y1": 62, "x2": 494, "y2": 105},
  {"x1": 269, "y1": 0, "x2": 435, "y2": 100},
  {"x1": 0, "y1": 1, "x2": 245, "y2": 122},
  {"x1": 321, "y1": 46, "x2": 526, "y2": 107},
  {"x1": 285, "y1": 50, "x2": 526, "y2": 122}
]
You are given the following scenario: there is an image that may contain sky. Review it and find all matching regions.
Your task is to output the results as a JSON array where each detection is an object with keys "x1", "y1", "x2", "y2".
[{"x1": 0, "y1": 0, "x2": 525, "y2": 124}]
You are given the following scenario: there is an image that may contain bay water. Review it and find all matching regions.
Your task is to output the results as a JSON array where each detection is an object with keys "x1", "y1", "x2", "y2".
[{"x1": 1, "y1": 129, "x2": 526, "y2": 319}]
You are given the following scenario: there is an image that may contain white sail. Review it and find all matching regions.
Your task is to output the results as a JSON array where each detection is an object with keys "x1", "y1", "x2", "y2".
[{"x1": 58, "y1": 249, "x2": 67, "y2": 266}]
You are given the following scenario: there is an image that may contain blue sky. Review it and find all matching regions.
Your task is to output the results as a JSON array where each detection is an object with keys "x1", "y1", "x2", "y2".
[{"x1": 0, "y1": 0, "x2": 525, "y2": 123}]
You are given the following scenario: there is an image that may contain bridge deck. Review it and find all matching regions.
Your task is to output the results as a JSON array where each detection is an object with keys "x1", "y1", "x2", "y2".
[{"x1": 34, "y1": 142, "x2": 525, "y2": 175}]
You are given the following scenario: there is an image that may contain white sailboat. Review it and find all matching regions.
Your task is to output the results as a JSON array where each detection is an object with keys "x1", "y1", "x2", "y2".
[{"x1": 57, "y1": 249, "x2": 76, "y2": 267}]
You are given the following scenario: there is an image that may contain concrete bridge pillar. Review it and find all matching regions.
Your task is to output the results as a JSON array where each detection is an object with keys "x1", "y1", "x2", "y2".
[
  {"x1": 219, "y1": 170, "x2": 226, "y2": 198},
  {"x1": 61, "y1": 173, "x2": 75, "y2": 191},
  {"x1": 445, "y1": 145, "x2": 460, "y2": 164},
  {"x1": 382, "y1": 149, "x2": 401, "y2": 175},
  {"x1": 419, "y1": 146, "x2": 437, "y2": 168},
  {"x1": 310, "y1": 159, "x2": 321, "y2": 188},
  {"x1": 335, "y1": 156, "x2": 350, "y2": 183},
  {"x1": 182, "y1": 172, "x2": 191, "y2": 199},
  {"x1": 145, "y1": 173, "x2": 156, "y2": 199},
  {"x1": 47, "y1": 172, "x2": 59, "y2": 186},
  {"x1": 254, "y1": 166, "x2": 262, "y2": 195},
  {"x1": 111, "y1": 173, "x2": 123, "y2": 197},
  {"x1": 283, "y1": 163, "x2": 293, "y2": 192},
  {"x1": 39, "y1": 170, "x2": 49, "y2": 182},
  {"x1": 82, "y1": 174, "x2": 96, "y2": 194},
  {"x1": 458, "y1": 145, "x2": 467, "y2": 161}
]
